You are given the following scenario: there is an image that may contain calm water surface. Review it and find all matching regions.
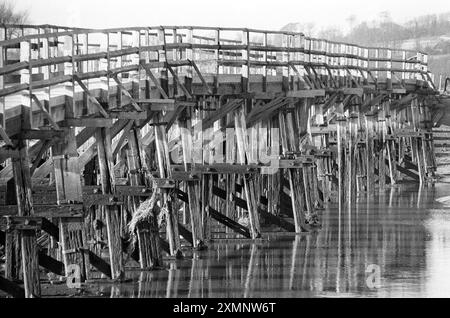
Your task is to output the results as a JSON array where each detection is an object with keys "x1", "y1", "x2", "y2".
[{"x1": 59, "y1": 183, "x2": 450, "y2": 297}]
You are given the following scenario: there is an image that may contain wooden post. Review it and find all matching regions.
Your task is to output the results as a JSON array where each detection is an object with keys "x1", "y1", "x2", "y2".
[
  {"x1": 127, "y1": 128, "x2": 162, "y2": 268},
  {"x1": 385, "y1": 101, "x2": 396, "y2": 185},
  {"x1": 311, "y1": 101, "x2": 328, "y2": 203},
  {"x1": 337, "y1": 118, "x2": 347, "y2": 212},
  {"x1": 154, "y1": 115, "x2": 182, "y2": 257},
  {"x1": 234, "y1": 108, "x2": 261, "y2": 238},
  {"x1": 12, "y1": 140, "x2": 40, "y2": 297},
  {"x1": 52, "y1": 127, "x2": 88, "y2": 281},
  {"x1": 155, "y1": 35, "x2": 183, "y2": 256},
  {"x1": 348, "y1": 114, "x2": 358, "y2": 203},
  {"x1": 411, "y1": 99, "x2": 425, "y2": 185},
  {"x1": 0, "y1": 28, "x2": 5, "y2": 137},
  {"x1": 365, "y1": 113, "x2": 375, "y2": 195},
  {"x1": 4, "y1": 229, "x2": 21, "y2": 281},
  {"x1": 52, "y1": 34, "x2": 90, "y2": 281},
  {"x1": 279, "y1": 111, "x2": 307, "y2": 232},
  {"x1": 96, "y1": 127, "x2": 124, "y2": 279},
  {"x1": 178, "y1": 119, "x2": 206, "y2": 249},
  {"x1": 378, "y1": 115, "x2": 387, "y2": 190},
  {"x1": 225, "y1": 110, "x2": 237, "y2": 232}
]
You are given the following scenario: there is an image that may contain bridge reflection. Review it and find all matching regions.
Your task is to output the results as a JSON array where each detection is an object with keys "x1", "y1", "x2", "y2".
[{"x1": 86, "y1": 184, "x2": 450, "y2": 298}]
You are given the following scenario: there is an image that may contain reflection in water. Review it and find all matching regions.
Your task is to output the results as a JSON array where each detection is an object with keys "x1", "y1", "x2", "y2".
[{"x1": 78, "y1": 183, "x2": 450, "y2": 298}]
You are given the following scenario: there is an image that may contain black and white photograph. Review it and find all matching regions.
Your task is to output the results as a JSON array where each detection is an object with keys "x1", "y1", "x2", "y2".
[{"x1": 1, "y1": 0, "x2": 450, "y2": 306}]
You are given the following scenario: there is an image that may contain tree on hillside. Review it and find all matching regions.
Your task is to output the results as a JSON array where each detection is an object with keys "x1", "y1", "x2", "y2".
[
  {"x1": 281, "y1": 10, "x2": 450, "y2": 75},
  {"x1": 378, "y1": 11, "x2": 392, "y2": 24},
  {"x1": 0, "y1": 1, "x2": 29, "y2": 38},
  {"x1": 317, "y1": 26, "x2": 345, "y2": 42},
  {"x1": 0, "y1": 1, "x2": 28, "y2": 24},
  {"x1": 346, "y1": 14, "x2": 357, "y2": 31}
]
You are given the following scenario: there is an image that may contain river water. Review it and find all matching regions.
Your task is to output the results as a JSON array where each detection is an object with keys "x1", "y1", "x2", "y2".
[{"x1": 43, "y1": 182, "x2": 450, "y2": 298}]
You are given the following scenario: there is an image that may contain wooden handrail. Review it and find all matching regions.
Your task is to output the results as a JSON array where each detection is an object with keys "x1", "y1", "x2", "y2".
[
  {"x1": 0, "y1": 23, "x2": 435, "y2": 101},
  {"x1": 0, "y1": 24, "x2": 429, "y2": 56}
]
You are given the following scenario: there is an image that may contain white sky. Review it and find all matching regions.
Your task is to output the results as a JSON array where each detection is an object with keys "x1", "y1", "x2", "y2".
[{"x1": 12, "y1": 0, "x2": 450, "y2": 31}]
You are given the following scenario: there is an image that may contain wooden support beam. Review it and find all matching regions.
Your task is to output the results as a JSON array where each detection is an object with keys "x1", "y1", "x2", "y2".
[
  {"x1": 11, "y1": 140, "x2": 40, "y2": 297},
  {"x1": 288, "y1": 63, "x2": 312, "y2": 89},
  {"x1": 0, "y1": 276, "x2": 25, "y2": 298},
  {"x1": 30, "y1": 140, "x2": 53, "y2": 176},
  {"x1": 0, "y1": 148, "x2": 20, "y2": 163},
  {"x1": 198, "y1": 99, "x2": 243, "y2": 130},
  {"x1": 51, "y1": 125, "x2": 89, "y2": 281},
  {"x1": 337, "y1": 118, "x2": 346, "y2": 212},
  {"x1": 126, "y1": 127, "x2": 162, "y2": 268},
  {"x1": 30, "y1": 94, "x2": 60, "y2": 129},
  {"x1": 158, "y1": 237, "x2": 170, "y2": 255},
  {"x1": 137, "y1": 99, "x2": 180, "y2": 112},
  {"x1": 73, "y1": 75, "x2": 109, "y2": 118},
  {"x1": 112, "y1": 120, "x2": 134, "y2": 159},
  {"x1": 378, "y1": 118, "x2": 387, "y2": 190},
  {"x1": 38, "y1": 252, "x2": 65, "y2": 276},
  {"x1": 396, "y1": 164, "x2": 420, "y2": 180},
  {"x1": 95, "y1": 127, "x2": 124, "y2": 279},
  {"x1": 247, "y1": 98, "x2": 290, "y2": 127},
  {"x1": 41, "y1": 217, "x2": 59, "y2": 241},
  {"x1": 111, "y1": 75, "x2": 142, "y2": 111},
  {"x1": 365, "y1": 114, "x2": 376, "y2": 194},
  {"x1": 3, "y1": 226, "x2": 20, "y2": 282},
  {"x1": 208, "y1": 207, "x2": 251, "y2": 238},
  {"x1": 0, "y1": 204, "x2": 84, "y2": 217},
  {"x1": 279, "y1": 110, "x2": 308, "y2": 232},
  {"x1": 154, "y1": 113, "x2": 182, "y2": 257},
  {"x1": 163, "y1": 105, "x2": 185, "y2": 131},
  {"x1": 259, "y1": 208, "x2": 296, "y2": 232},
  {"x1": 189, "y1": 60, "x2": 213, "y2": 95},
  {"x1": 177, "y1": 223, "x2": 194, "y2": 245},
  {"x1": 19, "y1": 129, "x2": 64, "y2": 140},
  {"x1": 234, "y1": 108, "x2": 261, "y2": 238},
  {"x1": 166, "y1": 63, "x2": 193, "y2": 99},
  {"x1": 345, "y1": 67, "x2": 362, "y2": 88},
  {"x1": 0, "y1": 216, "x2": 42, "y2": 231},
  {"x1": 348, "y1": 114, "x2": 358, "y2": 203},
  {"x1": 0, "y1": 127, "x2": 13, "y2": 146},
  {"x1": 323, "y1": 92, "x2": 340, "y2": 113},
  {"x1": 29, "y1": 119, "x2": 129, "y2": 181},
  {"x1": 139, "y1": 62, "x2": 169, "y2": 99},
  {"x1": 211, "y1": 185, "x2": 246, "y2": 210},
  {"x1": 286, "y1": 89, "x2": 325, "y2": 98},
  {"x1": 304, "y1": 65, "x2": 322, "y2": 89},
  {"x1": 391, "y1": 93, "x2": 416, "y2": 111},
  {"x1": 178, "y1": 186, "x2": 253, "y2": 238},
  {"x1": 81, "y1": 249, "x2": 112, "y2": 278},
  {"x1": 178, "y1": 119, "x2": 206, "y2": 249},
  {"x1": 61, "y1": 118, "x2": 114, "y2": 127},
  {"x1": 77, "y1": 119, "x2": 131, "y2": 173},
  {"x1": 108, "y1": 110, "x2": 148, "y2": 120}
]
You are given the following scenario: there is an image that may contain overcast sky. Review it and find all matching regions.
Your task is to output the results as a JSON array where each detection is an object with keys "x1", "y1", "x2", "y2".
[{"x1": 12, "y1": 0, "x2": 450, "y2": 31}]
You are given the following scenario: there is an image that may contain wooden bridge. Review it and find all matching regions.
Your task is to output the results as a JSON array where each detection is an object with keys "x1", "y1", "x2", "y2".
[{"x1": 0, "y1": 23, "x2": 446, "y2": 297}]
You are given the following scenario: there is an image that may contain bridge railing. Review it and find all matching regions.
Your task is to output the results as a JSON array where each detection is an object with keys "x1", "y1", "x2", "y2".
[{"x1": 0, "y1": 25, "x2": 434, "y2": 133}]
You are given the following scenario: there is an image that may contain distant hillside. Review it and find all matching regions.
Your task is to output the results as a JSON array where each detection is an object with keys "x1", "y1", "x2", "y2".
[
  {"x1": 282, "y1": 12, "x2": 450, "y2": 79},
  {"x1": 390, "y1": 35, "x2": 450, "y2": 81}
]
